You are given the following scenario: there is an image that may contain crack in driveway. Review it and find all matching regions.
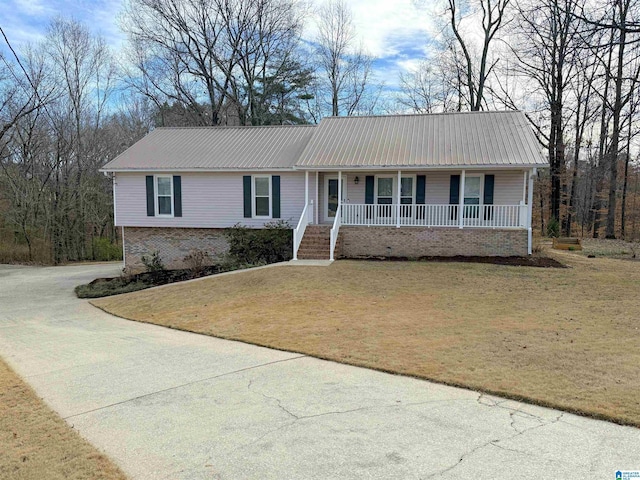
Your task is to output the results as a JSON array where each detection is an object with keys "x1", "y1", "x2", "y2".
[
  {"x1": 64, "y1": 355, "x2": 306, "y2": 420},
  {"x1": 424, "y1": 397, "x2": 567, "y2": 478}
]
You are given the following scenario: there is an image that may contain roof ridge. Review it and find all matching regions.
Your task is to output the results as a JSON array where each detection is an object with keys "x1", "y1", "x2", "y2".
[
  {"x1": 155, "y1": 124, "x2": 316, "y2": 130},
  {"x1": 322, "y1": 110, "x2": 522, "y2": 121}
]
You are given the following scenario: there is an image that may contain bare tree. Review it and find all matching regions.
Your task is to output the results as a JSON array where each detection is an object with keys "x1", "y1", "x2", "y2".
[
  {"x1": 563, "y1": 48, "x2": 599, "y2": 236},
  {"x1": 445, "y1": 0, "x2": 511, "y2": 111},
  {"x1": 313, "y1": 0, "x2": 379, "y2": 117},
  {"x1": 508, "y1": 0, "x2": 584, "y2": 224},
  {"x1": 397, "y1": 60, "x2": 459, "y2": 113},
  {"x1": 580, "y1": 0, "x2": 640, "y2": 238},
  {"x1": 121, "y1": 0, "x2": 310, "y2": 126}
]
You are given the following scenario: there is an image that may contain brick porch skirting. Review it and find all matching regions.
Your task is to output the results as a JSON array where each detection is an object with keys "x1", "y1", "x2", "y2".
[
  {"x1": 338, "y1": 227, "x2": 528, "y2": 258},
  {"x1": 123, "y1": 227, "x2": 230, "y2": 271}
]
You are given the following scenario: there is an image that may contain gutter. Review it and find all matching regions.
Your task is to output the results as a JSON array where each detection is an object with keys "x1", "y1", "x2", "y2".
[{"x1": 100, "y1": 164, "x2": 549, "y2": 174}]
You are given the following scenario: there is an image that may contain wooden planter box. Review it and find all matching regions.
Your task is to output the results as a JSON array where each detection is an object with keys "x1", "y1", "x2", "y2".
[{"x1": 552, "y1": 237, "x2": 583, "y2": 251}]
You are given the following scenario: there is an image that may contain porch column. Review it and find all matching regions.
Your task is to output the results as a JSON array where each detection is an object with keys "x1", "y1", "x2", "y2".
[
  {"x1": 459, "y1": 169, "x2": 466, "y2": 229},
  {"x1": 522, "y1": 170, "x2": 527, "y2": 203},
  {"x1": 315, "y1": 171, "x2": 319, "y2": 224},
  {"x1": 338, "y1": 170, "x2": 342, "y2": 219},
  {"x1": 397, "y1": 170, "x2": 401, "y2": 228},
  {"x1": 527, "y1": 168, "x2": 536, "y2": 254},
  {"x1": 305, "y1": 170, "x2": 309, "y2": 206}
]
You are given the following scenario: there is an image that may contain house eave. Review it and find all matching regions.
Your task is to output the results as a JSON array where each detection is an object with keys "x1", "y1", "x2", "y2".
[
  {"x1": 101, "y1": 163, "x2": 548, "y2": 174},
  {"x1": 293, "y1": 164, "x2": 548, "y2": 171},
  {"x1": 99, "y1": 167, "x2": 297, "y2": 174}
]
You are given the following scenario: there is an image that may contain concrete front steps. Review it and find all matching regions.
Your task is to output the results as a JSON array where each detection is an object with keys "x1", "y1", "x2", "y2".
[{"x1": 296, "y1": 225, "x2": 342, "y2": 260}]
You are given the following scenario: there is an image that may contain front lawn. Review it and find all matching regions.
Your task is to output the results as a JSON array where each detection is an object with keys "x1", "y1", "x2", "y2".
[
  {"x1": 0, "y1": 358, "x2": 127, "y2": 480},
  {"x1": 92, "y1": 252, "x2": 640, "y2": 427}
]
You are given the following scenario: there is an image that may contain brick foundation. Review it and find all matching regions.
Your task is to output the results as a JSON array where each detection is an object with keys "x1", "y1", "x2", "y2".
[
  {"x1": 339, "y1": 227, "x2": 528, "y2": 258},
  {"x1": 123, "y1": 227, "x2": 230, "y2": 271}
]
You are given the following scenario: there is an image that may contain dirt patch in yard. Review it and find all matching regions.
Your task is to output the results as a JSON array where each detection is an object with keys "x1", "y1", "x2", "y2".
[
  {"x1": 580, "y1": 238, "x2": 639, "y2": 259},
  {"x1": 93, "y1": 252, "x2": 640, "y2": 427},
  {"x1": 0, "y1": 358, "x2": 127, "y2": 480}
]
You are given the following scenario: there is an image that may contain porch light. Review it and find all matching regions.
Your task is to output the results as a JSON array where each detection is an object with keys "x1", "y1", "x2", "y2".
[{"x1": 354, "y1": 176, "x2": 359, "y2": 184}]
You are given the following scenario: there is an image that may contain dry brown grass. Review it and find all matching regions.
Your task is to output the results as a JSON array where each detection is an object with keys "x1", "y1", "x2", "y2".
[
  {"x1": 93, "y1": 252, "x2": 640, "y2": 427},
  {"x1": 0, "y1": 358, "x2": 127, "y2": 480}
]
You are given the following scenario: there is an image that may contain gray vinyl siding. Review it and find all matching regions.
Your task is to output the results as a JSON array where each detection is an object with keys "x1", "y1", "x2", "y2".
[
  {"x1": 493, "y1": 170, "x2": 526, "y2": 205},
  {"x1": 114, "y1": 172, "x2": 305, "y2": 228},
  {"x1": 115, "y1": 169, "x2": 526, "y2": 228}
]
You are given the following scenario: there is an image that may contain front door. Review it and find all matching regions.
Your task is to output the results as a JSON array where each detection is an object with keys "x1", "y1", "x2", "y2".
[{"x1": 324, "y1": 176, "x2": 347, "y2": 222}]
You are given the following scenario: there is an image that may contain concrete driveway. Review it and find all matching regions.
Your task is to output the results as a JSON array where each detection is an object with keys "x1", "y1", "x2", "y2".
[{"x1": 0, "y1": 263, "x2": 637, "y2": 479}]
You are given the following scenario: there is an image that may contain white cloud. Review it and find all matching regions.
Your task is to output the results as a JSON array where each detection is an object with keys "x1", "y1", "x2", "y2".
[
  {"x1": 305, "y1": 0, "x2": 439, "y2": 58},
  {"x1": 13, "y1": 0, "x2": 51, "y2": 15},
  {"x1": 396, "y1": 58, "x2": 423, "y2": 74}
]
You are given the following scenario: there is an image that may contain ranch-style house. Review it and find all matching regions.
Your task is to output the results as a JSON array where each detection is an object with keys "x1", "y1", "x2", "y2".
[{"x1": 101, "y1": 111, "x2": 548, "y2": 270}]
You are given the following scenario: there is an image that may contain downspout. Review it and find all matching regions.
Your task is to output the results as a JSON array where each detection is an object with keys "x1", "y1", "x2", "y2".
[
  {"x1": 112, "y1": 173, "x2": 125, "y2": 269},
  {"x1": 527, "y1": 168, "x2": 536, "y2": 255},
  {"x1": 315, "y1": 171, "x2": 319, "y2": 225}
]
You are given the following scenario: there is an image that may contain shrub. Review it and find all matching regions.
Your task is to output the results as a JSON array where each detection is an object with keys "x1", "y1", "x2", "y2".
[
  {"x1": 92, "y1": 237, "x2": 123, "y2": 261},
  {"x1": 183, "y1": 249, "x2": 212, "y2": 274},
  {"x1": 225, "y1": 220, "x2": 292, "y2": 265},
  {"x1": 546, "y1": 217, "x2": 560, "y2": 238},
  {"x1": 141, "y1": 251, "x2": 165, "y2": 272},
  {"x1": 120, "y1": 265, "x2": 135, "y2": 282}
]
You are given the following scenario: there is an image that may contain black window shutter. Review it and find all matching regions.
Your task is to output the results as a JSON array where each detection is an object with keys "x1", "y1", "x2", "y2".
[
  {"x1": 146, "y1": 175, "x2": 155, "y2": 216},
  {"x1": 365, "y1": 176, "x2": 375, "y2": 204},
  {"x1": 449, "y1": 175, "x2": 460, "y2": 204},
  {"x1": 483, "y1": 175, "x2": 495, "y2": 204},
  {"x1": 416, "y1": 175, "x2": 426, "y2": 204},
  {"x1": 483, "y1": 174, "x2": 495, "y2": 220},
  {"x1": 272, "y1": 175, "x2": 281, "y2": 218},
  {"x1": 243, "y1": 176, "x2": 252, "y2": 218},
  {"x1": 449, "y1": 175, "x2": 460, "y2": 221},
  {"x1": 173, "y1": 176, "x2": 182, "y2": 217}
]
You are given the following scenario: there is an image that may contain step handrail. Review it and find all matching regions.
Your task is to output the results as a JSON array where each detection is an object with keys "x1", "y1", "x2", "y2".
[
  {"x1": 293, "y1": 201, "x2": 313, "y2": 260},
  {"x1": 330, "y1": 205, "x2": 342, "y2": 261}
]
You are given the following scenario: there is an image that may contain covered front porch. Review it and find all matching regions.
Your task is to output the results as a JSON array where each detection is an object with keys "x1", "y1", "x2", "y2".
[{"x1": 293, "y1": 168, "x2": 536, "y2": 260}]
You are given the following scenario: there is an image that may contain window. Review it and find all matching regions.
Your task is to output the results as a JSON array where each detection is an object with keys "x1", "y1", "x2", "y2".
[
  {"x1": 253, "y1": 176, "x2": 271, "y2": 217},
  {"x1": 400, "y1": 177, "x2": 414, "y2": 204},
  {"x1": 376, "y1": 177, "x2": 393, "y2": 204},
  {"x1": 376, "y1": 176, "x2": 415, "y2": 204},
  {"x1": 464, "y1": 175, "x2": 481, "y2": 218},
  {"x1": 156, "y1": 176, "x2": 173, "y2": 216}
]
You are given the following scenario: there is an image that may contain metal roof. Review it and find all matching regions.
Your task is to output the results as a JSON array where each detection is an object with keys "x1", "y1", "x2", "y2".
[
  {"x1": 295, "y1": 111, "x2": 547, "y2": 169},
  {"x1": 101, "y1": 125, "x2": 316, "y2": 171},
  {"x1": 101, "y1": 111, "x2": 548, "y2": 172}
]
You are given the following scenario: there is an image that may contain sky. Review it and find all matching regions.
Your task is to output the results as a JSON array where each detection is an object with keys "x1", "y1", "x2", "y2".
[{"x1": 2, "y1": 0, "x2": 442, "y2": 88}]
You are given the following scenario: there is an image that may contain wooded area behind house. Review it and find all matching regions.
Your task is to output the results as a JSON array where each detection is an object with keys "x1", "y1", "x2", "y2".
[{"x1": 1, "y1": 0, "x2": 639, "y2": 264}]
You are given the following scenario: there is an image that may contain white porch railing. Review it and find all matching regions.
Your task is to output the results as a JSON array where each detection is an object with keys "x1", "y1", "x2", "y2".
[
  {"x1": 330, "y1": 204, "x2": 342, "y2": 261},
  {"x1": 293, "y1": 201, "x2": 314, "y2": 260},
  {"x1": 340, "y1": 204, "x2": 527, "y2": 228}
]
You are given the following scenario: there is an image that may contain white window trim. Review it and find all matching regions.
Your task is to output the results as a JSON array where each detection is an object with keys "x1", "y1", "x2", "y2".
[
  {"x1": 375, "y1": 176, "x2": 394, "y2": 204},
  {"x1": 400, "y1": 174, "x2": 417, "y2": 204},
  {"x1": 252, "y1": 174, "x2": 272, "y2": 219},
  {"x1": 374, "y1": 174, "x2": 417, "y2": 204},
  {"x1": 155, "y1": 175, "x2": 174, "y2": 218},
  {"x1": 463, "y1": 174, "x2": 484, "y2": 205}
]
